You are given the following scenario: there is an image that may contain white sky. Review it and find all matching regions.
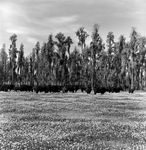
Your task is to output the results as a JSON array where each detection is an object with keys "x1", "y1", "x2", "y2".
[{"x1": 0, "y1": 0, "x2": 146, "y2": 56}]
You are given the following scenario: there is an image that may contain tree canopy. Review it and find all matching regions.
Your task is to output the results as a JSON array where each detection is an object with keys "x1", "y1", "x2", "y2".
[{"x1": 0, "y1": 24, "x2": 146, "y2": 92}]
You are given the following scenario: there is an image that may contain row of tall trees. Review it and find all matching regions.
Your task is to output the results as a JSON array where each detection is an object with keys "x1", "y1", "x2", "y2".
[{"x1": 1, "y1": 24, "x2": 146, "y2": 91}]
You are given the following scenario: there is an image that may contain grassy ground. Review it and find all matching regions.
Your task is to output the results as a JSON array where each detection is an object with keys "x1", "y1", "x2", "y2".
[{"x1": 0, "y1": 91, "x2": 146, "y2": 149}]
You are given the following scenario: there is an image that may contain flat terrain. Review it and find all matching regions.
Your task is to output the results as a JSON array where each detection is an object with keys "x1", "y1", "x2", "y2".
[{"x1": 0, "y1": 91, "x2": 146, "y2": 149}]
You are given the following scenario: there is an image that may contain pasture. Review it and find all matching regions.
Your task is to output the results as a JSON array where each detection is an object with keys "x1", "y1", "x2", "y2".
[{"x1": 0, "y1": 91, "x2": 146, "y2": 149}]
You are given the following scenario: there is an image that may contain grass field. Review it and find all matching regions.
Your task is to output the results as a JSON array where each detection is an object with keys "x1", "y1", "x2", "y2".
[{"x1": 0, "y1": 91, "x2": 146, "y2": 149}]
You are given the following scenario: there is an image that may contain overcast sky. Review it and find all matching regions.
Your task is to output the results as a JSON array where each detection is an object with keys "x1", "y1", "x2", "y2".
[{"x1": 0, "y1": 0, "x2": 146, "y2": 56}]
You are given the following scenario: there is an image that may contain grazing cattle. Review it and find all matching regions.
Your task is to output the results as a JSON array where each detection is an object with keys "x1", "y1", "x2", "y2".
[
  {"x1": 74, "y1": 85, "x2": 80, "y2": 92},
  {"x1": 86, "y1": 85, "x2": 92, "y2": 94},
  {"x1": 14, "y1": 85, "x2": 33, "y2": 92},
  {"x1": 106, "y1": 86, "x2": 122, "y2": 93},
  {"x1": 49, "y1": 85, "x2": 62, "y2": 93},
  {"x1": 14, "y1": 86, "x2": 21, "y2": 92},
  {"x1": 106, "y1": 86, "x2": 114, "y2": 93},
  {"x1": 7, "y1": 84, "x2": 15, "y2": 91},
  {"x1": 62, "y1": 86, "x2": 68, "y2": 93},
  {"x1": 94, "y1": 87, "x2": 106, "y2": 95},
  {"x1": 34, "y1": 85, "x2": 46, "y2": 93},
  {"x1": 0, "y1": 85, "x2": 8, "y2": 92},
  {"x1": 94, "y1": 85, "x2": 122, "y2": 94},
  {"x1": 61, "y1": 85, "x2": 80, "y2": 93},
  {"x1": 100, "y1": 87, "x2": 106, "y2": 95},
  {"x1": 20, "y1": 85, "x2": 33, "y2": 92},
  {"x1": 129, "y1": 87, "x2": 134, "y2": 93},
  {"x1": 80, "y1": 85, "x2": 86, "y2": 92},
  {"x1": 34, "y1": 85, "x2": 62, "y2": 93},
  {"x1": 114, "y1": 87, "x2": 122, "y2": 93},
  {"x1": 0, "y1": 84, "x2": 14, "y2": 92},
  {"x1": 67, "y1": 85, "x2": 75, "y2": 93},
  {"x1": 62, "y1": 85, "x2": 76, "y2": 93},
  {"x1": 33, "y1": 86, "x2": 38, "y2": 93}
]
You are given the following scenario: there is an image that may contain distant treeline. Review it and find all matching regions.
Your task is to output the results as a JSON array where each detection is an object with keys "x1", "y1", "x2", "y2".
[{"x1": 0, "y1": 24, "x2": 146, "y2": 93}]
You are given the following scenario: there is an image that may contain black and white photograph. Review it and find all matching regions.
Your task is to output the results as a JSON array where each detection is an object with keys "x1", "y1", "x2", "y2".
[{"x1": 0, "y1": 0, "x2": 146, "y2": 149}]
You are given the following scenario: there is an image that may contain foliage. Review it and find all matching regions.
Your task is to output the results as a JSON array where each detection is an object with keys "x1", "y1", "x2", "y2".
[{"x1": 0, "y1": 25, "x2": 146, "y2": 91}]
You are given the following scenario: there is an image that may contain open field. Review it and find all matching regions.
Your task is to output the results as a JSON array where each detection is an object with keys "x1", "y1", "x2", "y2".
[{"x1": 0, "y1": 91, "x2": 146, "y2": 149}]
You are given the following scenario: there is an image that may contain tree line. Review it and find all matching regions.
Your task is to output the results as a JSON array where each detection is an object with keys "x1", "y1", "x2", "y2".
[{"x1": 0, "y1": 24, "x2": 146, "y2": 93}]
